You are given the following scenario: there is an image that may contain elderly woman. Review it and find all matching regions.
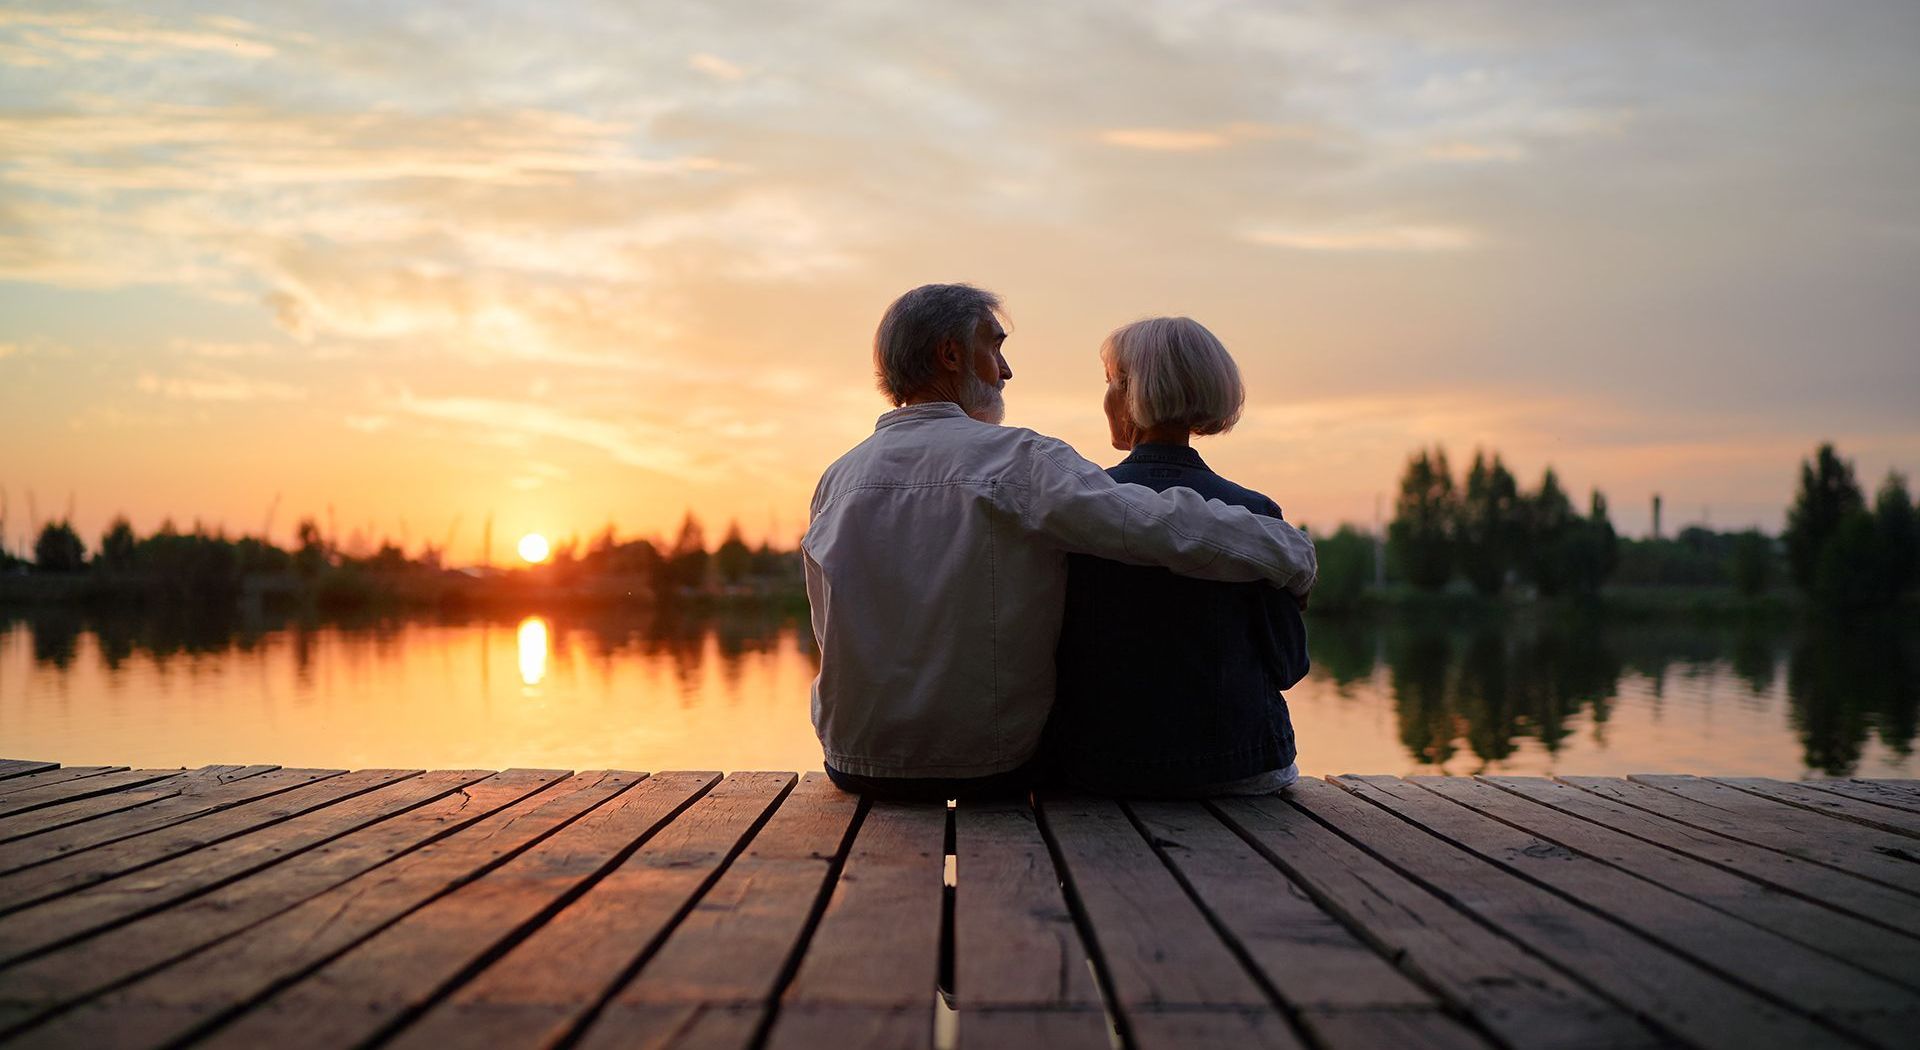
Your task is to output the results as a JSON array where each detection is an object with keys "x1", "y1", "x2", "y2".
[{"x1": 1047, "y1": 317, "x2": 1310, "y2": 796}]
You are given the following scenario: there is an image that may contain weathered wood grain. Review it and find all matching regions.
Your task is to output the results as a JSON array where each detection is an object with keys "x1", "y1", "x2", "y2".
[
  {"x1": 1796, "y1": 779, "x2": 1920, "y2": 815},
  {"x1": 14, "y1": 770, "x2": 649, "y2": 1050},
  {"x1": 564, "y1": 774, "x2": 857, "y2": 1050},
  {"x1": 1425, "y1": 776, "x2": 1920, "y2": 992},
  {"x1": 953, "y1": 797, "x2": 1100, "y2": 1010},
  {"x1": 759, "y1": 798, "x2": 946, "y2": 1050},
  {"x1": 0, "y1": 769, "x2": 187, "y2": 821},
  {"x1": 395, "y1": 771, "x2": 804, "y2": 1050},
  {"x1": 1124, "y1": 1007, "x2": 1307, "y2": 1050},
  {"x1": 952, "y1": 797, "x2": 1108, "y2": 1050},
  {"x1": 1712, "y1": 777, "x2": 1920, "y2": 838},
  {"x1": 0, "y1": 768, "x2": 431, "y2": 964},
  {"x1": 5, "y1": 766, "x2": 1915, "y2": 1050},
  {"x1": 1215, "y1": 788, "x2": 1661, "y2": 1050},
  {"x1": 1348, "y1": 775, "x2": 1920, "y2": 1049},
  {"x1": 0, "y1": 768, "x2": 121, "y2": 797},
  {"x1": 190, "y1": 771, "x2": 726, "y2": 1050},
  {"x1": 1287, "y1": 777, "x2": 1842, "y2": 1050},
  {"x1": 1492, "y1": 776, "x2": 1920, "y2": 937},
  {"x1": 1590, "y1": 776, "x2": 1920, "y2": 894},
  {"x1": 764, "y1": 1004, "x2": 931, "y2": 1050},
  {"x1": 1037, "y1": 795, "x2": 1297, "y2": 1050},
  {"x1": 0, "y1": 761, "x2": 59, "y2": 782},
  {"x1": 958, "y1": 1008, "x2": 1113, "y2": 1050},
  {"x1": 1127, "y1": 799, "x2": 1493, "y2": 1050},
  {"x1": 0, "y1": 767, "x2": 368, "y2": 920},
  {"x1": 0, "y1": 765, "x2": 285, "y2": 868},
  {"x1": 0, "y1": 769, "x2": 565, "y2": 1038}
]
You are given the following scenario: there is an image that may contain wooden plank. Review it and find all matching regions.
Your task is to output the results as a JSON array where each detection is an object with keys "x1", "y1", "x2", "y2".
[
  {"x1": 762, "y1": 799, "x2": 948, "y2": 1050},
  {"x1": 1214, "y1": 790, "x2": 1662, "y2": 1050},
  {"x1": 0, "y1": 767, "x2": 122, "y2": 797},
  {"x1": 189, "y1": 771, "x2": 727, "y2": 1050},
  {"x1": 392, "y1": 771, "x2": 804, "y2": 1050},
  {"x1": 0, "y1": 767, "x2": 362, "y2": 919},
  {"x1": 0, "y1": 768, "x2": 427, "y2": 964},
  {"x1": 0, "y1": 769, "x2": 187, "y2": 821},
  {"x1": 765, "y1": 1005, "x2": 929, "y2": 1050},
  {"x1": 1590, "y1": 776, "x2": 1920, "y2": 894},
  {"x1": 1126, "y1": 1009, "x2": 1306, "y2": 1050},
  {"x1": 0, "y1": 765, "x2": 283, "y2": 864},
  {"x1": 960, "y1": 1008, "x2": 1113, "y2": 1050},
  {"x1": 1127, "y1": 800, "x2": 1492, "y2": 1050},
  {"x1": 564, "y1": 773, "x2": 857, "y2": 1050},
  {"x1": 1346, "y1": 775, "x2": 1920, "y2": 1049},
  {"x1": 1283, "y1": 777, "x2": 1838, "y2": 1050},
  {"x1": 0, "y1": 769, "x2": 565, "y2": 1038},
  {"x1": 952, "y1": 798, "x2": 1102, "y2": 1021},
  {"x1": 1127, "y1": 800, "x2": 1433, "y2": 1010},
  {"x1": 0, "y1": 765, "x2": 271, "y2": 847},
  {"x1": 0, "y1": 762, "x2": 59, "y2": 782},
  {"x1": 953, "y1": 799, "x2": 1110, "y2": 1048},
  {"x1": 16, "y1": 769, "x2": 650, "y2": 1050},
  {"x1": 1426, "y1": 777, "x2": 1920, "y2": 991},
  {"x1": 1712, "y1": 777, "x2": 1920, "y2": 838},
  {"x1": 1035, "y1": 795, "x2": 1297, "y2": 1050},
  {"x1": 1494, "y1": 776, "x2": 1920, "y2": 936},
  {"x1": 1797, "y1": 779, "x2": 1920, "y2": 815}
]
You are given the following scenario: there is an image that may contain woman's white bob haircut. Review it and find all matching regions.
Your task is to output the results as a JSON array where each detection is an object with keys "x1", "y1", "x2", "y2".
[{"x1": 1101, "y1": 316, "x2": 1245, "y2": 436}]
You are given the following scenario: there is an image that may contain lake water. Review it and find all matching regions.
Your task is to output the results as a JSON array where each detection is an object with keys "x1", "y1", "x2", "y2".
[{"x1": 3, "y1": 607, "x2": 1915, "y2": 778}]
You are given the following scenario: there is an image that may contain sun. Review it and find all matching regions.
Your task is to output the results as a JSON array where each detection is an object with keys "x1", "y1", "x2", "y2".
[{"x1": 517, "y1": 533, "x2": 550, "y2": 564}]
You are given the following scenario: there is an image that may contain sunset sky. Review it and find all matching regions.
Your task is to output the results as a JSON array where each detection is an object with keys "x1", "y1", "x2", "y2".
[{"x1": 2, "y1": 1, "x2": 1916, "y2": 562}]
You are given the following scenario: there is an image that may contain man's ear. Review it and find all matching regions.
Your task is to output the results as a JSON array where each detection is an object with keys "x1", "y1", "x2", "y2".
[{"x1": 934, "y1": 336, "x2": 964, "y2": 373}]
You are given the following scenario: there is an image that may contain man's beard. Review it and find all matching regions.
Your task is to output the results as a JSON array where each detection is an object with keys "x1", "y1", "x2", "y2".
[{"x1": 960, "y1": 368, "x2": 1006, "y2": 425}]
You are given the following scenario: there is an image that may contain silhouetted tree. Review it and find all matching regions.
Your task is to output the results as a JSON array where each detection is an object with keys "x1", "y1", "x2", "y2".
[
  {"x1": 1308, "y1": 524, "x2": 1374, "y2": 612},
  {"x1": 97, "y1": 517, "x2": 136, "y2": 572},
  {"x1": 1519, "y1": 468, "x2": 1576, "y2": 596},
  {"x1": 1456, "y1": 452, "x2": 1519, "y2": 596},
  {"x1": 1562, "y1": 490, "x2": 1619, "y2": 598},
  {"x1": 1876, "y1": 472, "x2": 1917, "y2": 598},
  {"x1": 1784, "y1": 443, "x2": 1864, "y2": 591},
  {"x1": 715, "y1": 522, "x2": 753, "y2": 585},
  {"x1": 663, "y1": 511, "x2": 709, "y2": 591},
  {"x1": 1388, "y1": 447, "x2": 1455, "y2": 590},
  {"x1": 33, "y1": 520, "x2": 86, "y2": 573},
  {"x1": 1729, "y1": 530, "x2": 1774, "y2": 598},
  {"x1": 294, "y1": 518, "x2": 328, "y2": 578}
]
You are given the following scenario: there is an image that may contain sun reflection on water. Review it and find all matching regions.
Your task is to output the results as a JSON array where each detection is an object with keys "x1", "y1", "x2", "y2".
[{"x1": 517, "y1": 616, "x2": 548, "y2": 687}]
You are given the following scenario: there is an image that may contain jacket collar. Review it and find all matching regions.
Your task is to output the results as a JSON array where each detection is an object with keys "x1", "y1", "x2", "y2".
[
  {"x1": 1122, "y1": 442, "x2": 1210, "y2": 471},
  {"x1": 875, "y1": 401, "x2": 971, "y2": 430}
]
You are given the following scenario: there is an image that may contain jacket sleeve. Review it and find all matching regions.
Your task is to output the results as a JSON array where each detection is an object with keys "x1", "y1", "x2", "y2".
[{"x1": 1017, "y1": 436, "x2": 1317, "y2": 594}]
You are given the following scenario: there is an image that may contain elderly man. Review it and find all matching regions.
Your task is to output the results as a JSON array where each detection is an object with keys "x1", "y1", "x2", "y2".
[{"x1": 803, "y1": 284, "x2": 1316, "y2": 800}]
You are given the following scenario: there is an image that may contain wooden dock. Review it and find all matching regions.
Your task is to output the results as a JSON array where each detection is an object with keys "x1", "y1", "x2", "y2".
[{"x1": 0, "y1": 759, "x2": 1916, "y2": 1049}]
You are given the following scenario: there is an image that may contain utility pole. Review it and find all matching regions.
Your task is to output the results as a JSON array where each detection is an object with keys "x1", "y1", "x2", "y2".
[
  {"x1": 482, "y1": 513, "x2": 494, "y2": 571},
  {"x1": 1651, "y1": 493, "x2": 1663, "y2": 540}
]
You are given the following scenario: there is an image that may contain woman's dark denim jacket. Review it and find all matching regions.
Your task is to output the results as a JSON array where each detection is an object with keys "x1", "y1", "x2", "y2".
[{"x1": 1046, "y1": 444, "x2": 1309, "y2": 795}]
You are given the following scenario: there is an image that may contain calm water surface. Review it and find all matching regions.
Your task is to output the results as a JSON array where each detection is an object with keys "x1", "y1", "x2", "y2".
[{"x1": 3, "y1": 607, "x2": 1915, "y2": 777}]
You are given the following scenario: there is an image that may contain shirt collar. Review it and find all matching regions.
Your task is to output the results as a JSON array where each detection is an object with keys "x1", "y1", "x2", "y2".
[
  {"x1": 875, "y1": 401, "x2": 971, "y2": 430},
  {"x1": 1122, "y1": 442, "x2": 1210, "y2": 471}
]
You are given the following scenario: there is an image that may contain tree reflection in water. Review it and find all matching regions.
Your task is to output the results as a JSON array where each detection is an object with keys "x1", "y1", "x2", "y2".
[
  {"x1": 2, "y1": 604, "x2": 1914, "y2": 775},
  {"x1": 1327, "y1": 607, "x2": 1915, "y2": 775}
]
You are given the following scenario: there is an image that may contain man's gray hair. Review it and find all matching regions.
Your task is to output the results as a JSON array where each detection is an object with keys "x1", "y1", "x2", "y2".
[{"x1": 873, "y1": 283, "x2": 1003, "y2": 406}]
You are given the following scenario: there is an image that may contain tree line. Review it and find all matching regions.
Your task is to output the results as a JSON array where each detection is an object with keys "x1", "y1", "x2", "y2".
[
  {"x1": 2, "y1": 511, "x2": 801, "y2": 610},
  {"x1": 1307, "y1": 441, "x2": 1915, "y2": 613},
  {"x1": 1382, "y1": 447, "x2": 1620, "y2": 600}
]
